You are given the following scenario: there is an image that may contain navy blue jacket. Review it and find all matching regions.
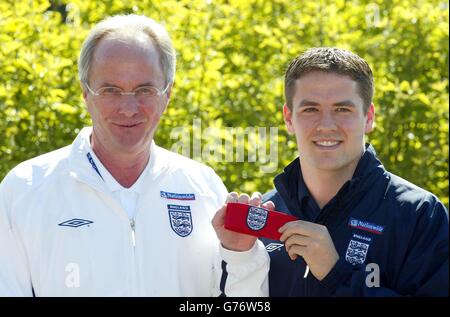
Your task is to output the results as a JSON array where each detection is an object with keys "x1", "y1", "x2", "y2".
[{"x1": 261, "y1": 144, "x2": 449, "y2": 296}]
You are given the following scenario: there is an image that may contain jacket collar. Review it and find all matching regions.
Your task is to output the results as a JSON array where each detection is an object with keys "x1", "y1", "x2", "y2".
[
  {"x1": 67, "y1": 127, "x2": 170, "y2": 193},
  {"x1": 274, "y1": 144, "x2": 385, "y2": 218}
]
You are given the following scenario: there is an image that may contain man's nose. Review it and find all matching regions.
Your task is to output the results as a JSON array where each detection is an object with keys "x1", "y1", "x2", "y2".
[
  {"x1": 316, "y1": 111, "x2": 337, "y2": 131},
  {"x1": 118, "y1": 95, "x2": 140, "y2": 117}
]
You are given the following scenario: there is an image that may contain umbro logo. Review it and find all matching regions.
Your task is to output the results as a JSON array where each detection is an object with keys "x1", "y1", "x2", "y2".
[
  {"x1": 265, "y1": 243, "x2": 283, "y2": 252},
  {"x1": 58, "y1": 218, "x2": 93, "y2": 228}
]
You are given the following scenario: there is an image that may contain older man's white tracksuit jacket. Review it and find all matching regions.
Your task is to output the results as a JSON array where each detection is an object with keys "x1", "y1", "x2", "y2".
[{"x1": 0, "y1": 127, "x2": 269, "y2": 296}]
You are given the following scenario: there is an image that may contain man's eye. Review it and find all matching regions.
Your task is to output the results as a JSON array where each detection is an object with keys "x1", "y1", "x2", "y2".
[
  {"x1": 135, "y1": 87, "x2": 158, "y2": 95},
  {"x1": 99, "y1": 87, "x2": 122, "y2": 95},
  {"x1": 336, "y1": 107, "x2": 351, "y2": 112},
  {"x1": 302, "y1": 107, "x2": 318, "y2": 113}
]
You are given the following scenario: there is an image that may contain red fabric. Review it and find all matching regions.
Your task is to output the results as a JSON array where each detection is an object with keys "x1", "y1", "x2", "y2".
[{"x1": 224, "y1": 202, "x2": 298, "y2": 240}]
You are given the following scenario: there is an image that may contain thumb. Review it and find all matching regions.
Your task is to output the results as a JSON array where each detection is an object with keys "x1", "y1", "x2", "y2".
[{"x1": 211, "y1": 204, "x2": 227, "y2": 229}]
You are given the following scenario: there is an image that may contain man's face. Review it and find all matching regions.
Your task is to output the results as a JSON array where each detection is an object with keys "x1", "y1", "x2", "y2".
[
  {"x1": 83, "y1": 34, "x2": 170, "y2": 155},
  {"x1": 284, "y1": 71, "x2": 374, "y2": 176}
]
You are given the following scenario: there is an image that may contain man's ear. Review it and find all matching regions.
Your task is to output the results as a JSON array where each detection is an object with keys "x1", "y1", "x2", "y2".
[
  {"x1": 80, "y1": 81, "x2": 88, "y2": 101},
  {"x1": 163, "y1": 83, "x2": 173, "y2": 109},
  {"x1": 283, "y1": 103, "x2": 295, "y2": 135},
  {"x1": 365, "y1": 103, "x2": 375, "y2": 134},
  {"x1": 166, "y1": 84, "x2": 173, "y2": 102}
]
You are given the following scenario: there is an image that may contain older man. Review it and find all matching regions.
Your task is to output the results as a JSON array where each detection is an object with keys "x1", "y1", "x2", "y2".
[{"x1": 0, "y1": 14, "x2": 269, "y2": 296}]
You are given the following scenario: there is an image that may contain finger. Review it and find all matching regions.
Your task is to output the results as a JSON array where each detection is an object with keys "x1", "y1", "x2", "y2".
[
  {"x1": 279, "y1": 220, "x2": 304, "y2": 241},
  {"x1": 279, "y1": 220, "x2": 315, "y2": 239},
  {"x1": 279, "y1": 219, "x2": 301, "y2": 233},
  {"x1": 261, "y1": 200, "x2": 275, "y2": 211},
  {"x1": 283, "y1": 234, "x2": 311, "y2": 250},
  {"x1": 248, "y1": 192, "x2": 262, "y2": 206},
  {"x1": 226, "y1": 192, "x2": 239, "y2": 203},
  {"x1": 237, "y1": 193, "x2": 250, "y2": 204},
  {"x1": 279, "y1": 221, "x2": 315, "y2": 242},
  {"x1": 289, "y1": 253, "x2": 298, "y2": 261},
  {"x1": 280, "y1": 227, "x2": 304, "y2": 242},
  {"x1": 286, "y1": 244, "x2": 306, "y2": 261}
]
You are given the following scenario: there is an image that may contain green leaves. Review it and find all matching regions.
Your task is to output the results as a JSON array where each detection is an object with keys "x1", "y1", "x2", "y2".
[{"x1": 0, "y1": 0, "x2": 448, "y2": 208}]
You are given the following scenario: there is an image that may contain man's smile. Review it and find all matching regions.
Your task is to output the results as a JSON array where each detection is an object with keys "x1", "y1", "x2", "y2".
[{"x1": 312, "y1": 140, "x2": 342, "y2": 149}]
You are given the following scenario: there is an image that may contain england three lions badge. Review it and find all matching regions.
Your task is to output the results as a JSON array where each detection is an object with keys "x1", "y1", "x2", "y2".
[
  {"x1": 246, "y1": 206, "x2": 269, "y2": 231},
  {"x1": 168, "y1": 204, "x2": 193, "y2": 237},
  {"x1": 345, "y1": 239, "x2": 370, "y2": 265}
]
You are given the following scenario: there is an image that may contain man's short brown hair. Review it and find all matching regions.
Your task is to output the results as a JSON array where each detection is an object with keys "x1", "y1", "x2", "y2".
[{"x1": 284, "y1": 47, "x2": 374, "y2": 113}]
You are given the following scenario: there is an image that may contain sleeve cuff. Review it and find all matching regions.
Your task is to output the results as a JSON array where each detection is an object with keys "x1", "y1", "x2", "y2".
[
  {"x1": 319, "y1": 257, "x2": 354, "y2": 294},
  {"x1": 219, "y1": 240, "x2": 267, "y2": 266}
]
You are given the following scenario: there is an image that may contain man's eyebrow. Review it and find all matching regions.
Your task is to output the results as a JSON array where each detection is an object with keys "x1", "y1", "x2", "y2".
[
  {"x1": 333, "y1": 100, "x2": 356, "y2": 107},
  {"x1": 135, "y1": 82, "x2": 159, "y2": 87},
  {"x1": 297, "y1": 100, "x2": 320, "y2": 107},
  {"x1": 100, "y1": 82, "x2": 159, "y2": 88},
  {"x1": 100, "y1": 82, "x2": 120, "y2": 87}
]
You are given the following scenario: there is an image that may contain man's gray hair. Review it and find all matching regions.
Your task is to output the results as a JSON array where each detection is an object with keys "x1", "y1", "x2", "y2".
[{"x1": 78, "y1": 14, "x2": 176, "y2": 85}]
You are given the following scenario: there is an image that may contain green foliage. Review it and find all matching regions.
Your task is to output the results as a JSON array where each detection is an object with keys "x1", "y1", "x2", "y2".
[
  {"x1": 0, "y1": 0, "x2": 448, "y2": 208},
  {"x1": 0, "y1": 0, "x2": 89, "y2": 176}
]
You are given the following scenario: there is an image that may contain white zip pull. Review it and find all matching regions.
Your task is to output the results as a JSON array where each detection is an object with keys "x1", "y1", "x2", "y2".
[
  {"x1": 130, "y1": 219, "x2": 136, "y2": 247},
  {"x1": 303, "y1": 265, "x2": 310, "y2": 278}
]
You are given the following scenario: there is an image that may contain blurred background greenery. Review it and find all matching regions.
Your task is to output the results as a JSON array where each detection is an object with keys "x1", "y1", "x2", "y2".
[{"x1": 0, "y1": 0, "x2": 448, "y2": 208}]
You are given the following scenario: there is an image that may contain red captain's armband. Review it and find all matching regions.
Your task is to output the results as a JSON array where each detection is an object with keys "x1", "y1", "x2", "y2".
[{"x1": 224, "y1": 202, "x2": 298, "y2": 241}]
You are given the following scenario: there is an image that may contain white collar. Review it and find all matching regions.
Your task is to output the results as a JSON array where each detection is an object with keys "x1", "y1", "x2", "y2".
[
  {"x1": 69, "y1": 127, "x2": 170, "y2": 191},
  {"x1": 78, "y1": 127, "x2": 156, "y2": 194}
]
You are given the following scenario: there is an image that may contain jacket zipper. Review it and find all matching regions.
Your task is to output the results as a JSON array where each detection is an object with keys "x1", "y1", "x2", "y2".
[
  {"x1": 130, "y1": 219, "x2": 136, "y2": 247},
  {"x1": 129, "y1": 218, "x2": 137, "y2": 295},
  {"x1": 304, "y1": 262, "x2": 308, "y2": 296}
]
